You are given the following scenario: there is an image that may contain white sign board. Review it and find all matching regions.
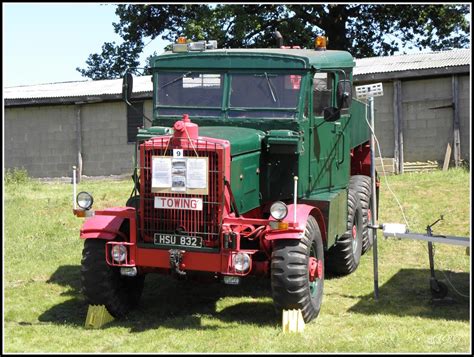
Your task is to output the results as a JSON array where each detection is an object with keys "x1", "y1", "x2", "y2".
[{"x1": 152, "y1": 156, "x2": 208, "y2": 195}]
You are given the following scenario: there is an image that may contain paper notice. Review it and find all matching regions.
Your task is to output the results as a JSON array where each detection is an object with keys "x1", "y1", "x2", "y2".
[
  {"x1": 186, "y1": 158, "x2": 207, "y2": 189},
  {"x1": 152, "y1": 157, "x2": 172, "y2": 188}
]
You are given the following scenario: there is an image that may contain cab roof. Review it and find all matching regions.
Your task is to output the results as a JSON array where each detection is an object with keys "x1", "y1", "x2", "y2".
[{"x1": 152, "y1": 48, "x2": 355, "y2": 71}]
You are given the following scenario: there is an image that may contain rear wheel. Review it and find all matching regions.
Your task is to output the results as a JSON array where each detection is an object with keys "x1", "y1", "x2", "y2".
[
  {"x1": 326, "y1": 180, "x2": 363, "y2": 275},
  {"x1": 81, "y1": 239, "x2": 145, "y2": 318},
  {"x1": 351, "y1": 175, "x2": 374, "y2": 255},
  {"x1": 271, "y1": 216, "x2": 324, "y2": 323}
]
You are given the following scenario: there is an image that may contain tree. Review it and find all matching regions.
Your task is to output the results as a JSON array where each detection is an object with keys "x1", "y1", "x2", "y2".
[{"x1": 77, "y1": 4, "x2": 470, "y2": 80}]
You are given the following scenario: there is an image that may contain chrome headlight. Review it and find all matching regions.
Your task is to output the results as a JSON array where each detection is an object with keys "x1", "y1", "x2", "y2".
[
  {"x1": 270, "y1": 201, "x2": 288, "y2": 221},
  {"x1": 77, "y1": 191, "x2": 94, "y2": 210},
  {"x1": 232, "y1": 253, "x2": 251, "y2": 273},
  {"x1": 111, "y1": 245, "x2": 127, "y2": 263}
]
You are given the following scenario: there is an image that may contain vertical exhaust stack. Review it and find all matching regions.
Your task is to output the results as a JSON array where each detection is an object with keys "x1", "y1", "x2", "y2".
[{"x1": 274, "y1": 30, "x2": 283, "y2": 48}]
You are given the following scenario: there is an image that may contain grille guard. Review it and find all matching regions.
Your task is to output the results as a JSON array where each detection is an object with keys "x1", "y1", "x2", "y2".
[{"x1": 139, "y1": 135, "x2": 231, "y2": 248}]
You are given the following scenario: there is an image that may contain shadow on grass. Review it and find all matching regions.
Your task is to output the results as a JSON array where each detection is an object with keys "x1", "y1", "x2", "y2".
[
  {"x1": 39, "y1": 265, "x2": 469, "y2": 331},
  {"x1": 346, "y1": 268, "x2": 470, "y2": 321},
  {"x1": 38, "y1": 265, "x2": 277, "y2": 331}
]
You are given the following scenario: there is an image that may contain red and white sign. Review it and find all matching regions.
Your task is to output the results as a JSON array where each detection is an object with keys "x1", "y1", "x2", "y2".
[{"x1": 154, "y1": 197, "x2": 203, "y2": 211}]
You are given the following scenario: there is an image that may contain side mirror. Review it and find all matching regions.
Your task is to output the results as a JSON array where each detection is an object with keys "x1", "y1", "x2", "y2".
[
  {"x1": 122, "y1": 72, "x2": 133, "y2": 103},
  {"x1": 323, "y1": 107, "x2": 340, "y2": 122},
  {"x1": 337, "y1": 80, "x2": 352, "y2": 109}
]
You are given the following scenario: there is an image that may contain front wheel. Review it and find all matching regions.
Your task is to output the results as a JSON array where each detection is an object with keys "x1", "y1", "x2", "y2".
[
  {"x1": 271, "y1": 216, "x2": 324, "y2": 323},
  {"x1": 81, "y1": 239, "x2": 145, "y2": 318}
]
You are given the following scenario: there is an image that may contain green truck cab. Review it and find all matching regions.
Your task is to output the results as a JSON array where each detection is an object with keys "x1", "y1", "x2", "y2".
[{"x1": 77, "y1": 38, "x2": 375, "y2": 324}]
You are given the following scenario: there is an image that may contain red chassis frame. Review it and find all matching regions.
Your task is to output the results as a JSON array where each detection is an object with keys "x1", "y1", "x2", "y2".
[{"x1": 80, "y1": 203, "x2": 325, "y2": 277}]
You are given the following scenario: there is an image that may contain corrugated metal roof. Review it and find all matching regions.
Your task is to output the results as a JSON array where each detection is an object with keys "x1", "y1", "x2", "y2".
[
  {"x1": 4, "y1": 75, "x2": 152, "y2": 100},
  {"x1": 4, "y1": 49, "x2": 470, "y2": 103},
  {"x1": 354, "y1": 49, "x2": 470, "y2": 76}
]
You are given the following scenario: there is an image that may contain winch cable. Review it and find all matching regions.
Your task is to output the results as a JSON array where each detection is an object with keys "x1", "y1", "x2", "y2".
[
  {"x1": 364, "y1": 112, "x2": 469, "y2": 298},
  {"x1": 364, "y1": 107, "x2": 410, "y2": 229}
]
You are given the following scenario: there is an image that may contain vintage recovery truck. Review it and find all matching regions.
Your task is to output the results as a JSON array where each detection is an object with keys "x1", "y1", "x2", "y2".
[{"x1": 74, "y1": 36, "x2": 376, "y2": 323}]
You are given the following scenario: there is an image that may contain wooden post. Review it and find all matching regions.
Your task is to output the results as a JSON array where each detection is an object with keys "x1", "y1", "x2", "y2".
[
  {"x1": 452, "y1": 75, "x2": 461, "y2": 167},
  {"x1": 393, "y1": 80, "x2": 404, "y2": 174},
  {"x1": 442, "y1": 143, "x2": 452, "y2": 171},
  {"x1": 75, "y1": 104, "x2": 83, "y2": 183}
]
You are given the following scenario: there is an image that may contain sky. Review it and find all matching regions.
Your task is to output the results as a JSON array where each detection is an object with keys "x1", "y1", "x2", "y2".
[{"x1": 3, "y1": 3, "x2": 167, "y2": 87}]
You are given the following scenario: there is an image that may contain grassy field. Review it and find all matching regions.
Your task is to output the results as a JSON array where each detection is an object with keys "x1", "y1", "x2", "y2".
[{"x1": 3, "y1": 168, "x2": 471, "y2": 353}]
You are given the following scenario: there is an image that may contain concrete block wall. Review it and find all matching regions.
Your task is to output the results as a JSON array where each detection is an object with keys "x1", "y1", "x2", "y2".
[
  {"x1": 401, "y1": 76, "x2": 462, "y2": 162},
  {"x1": 372, "y1": 82, "x2": 395, "y2": 158},
  {"x1": 81, "y1": 101, "x2": 133, "y2": 176},
  {"x1": 5, "y1": 99, "x2": 153, "y2": 178},
  {"x1": 79, "y1": 99, "x2": 153, "y2": 176},
  {"x1": 367, "y1": 74, "x2": 470, "y2": 164},
  {"x1": 4, "y1": 105, "x2": 77, "y2": 177}
]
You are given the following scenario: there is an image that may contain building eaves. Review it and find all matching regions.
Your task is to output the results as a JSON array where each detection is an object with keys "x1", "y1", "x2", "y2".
[
  {"x1": 353, "y1": 49, "x2": 470, "y2": 81},
  {"x1": 4, "y1": 76, "x2": 153, "y2": 107}
]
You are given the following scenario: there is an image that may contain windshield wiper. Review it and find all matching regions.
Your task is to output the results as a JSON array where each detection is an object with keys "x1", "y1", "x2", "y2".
[
  {"x1": 264, "y1": 72, "x2": 277, "y2": 103},
  {"x1": 159, "y1": 71, "x2": 192, "y2": 89}
]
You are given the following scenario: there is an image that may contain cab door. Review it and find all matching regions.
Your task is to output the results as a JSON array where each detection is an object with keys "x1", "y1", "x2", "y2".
[{"x1": 309, "y1": 71, "x2": 349, "y2": 193}]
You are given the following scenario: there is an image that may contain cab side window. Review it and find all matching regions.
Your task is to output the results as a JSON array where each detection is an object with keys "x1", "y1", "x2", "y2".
[{"x1": 313, "y1": 72, "x2": 334, "y2": 117}]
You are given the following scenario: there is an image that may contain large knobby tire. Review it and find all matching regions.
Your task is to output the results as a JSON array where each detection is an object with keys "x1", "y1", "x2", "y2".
[
  {"x1": 81, "y1": 239, "x2": 145, "y2": 318},
  {"x1": 351, "y1": 175, "x2": 374, "y2": 255},
  {"x1": 271, "y1": 216, "x2": 324, "y2": 323},
  {"x1": 326, "y1": 180, "x2": 364, "y2": 275}
]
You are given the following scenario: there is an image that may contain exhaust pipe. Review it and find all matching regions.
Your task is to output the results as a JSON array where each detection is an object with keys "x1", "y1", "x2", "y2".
[{"x1": 274, "y1": 30, "x2": 283, "y2": 48}]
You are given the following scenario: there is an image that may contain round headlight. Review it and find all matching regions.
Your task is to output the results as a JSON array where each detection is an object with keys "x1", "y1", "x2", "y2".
[
  {"x1": 233, "y1": 253, "x2": 251, "y2": 273},
  {"x1": 77, "y1": 191, "x2": 94, "y2": 210},
  {"x1": 112, "y1": 245, "x2": 127, "y2": 263},
  {"x1": 270, "y1": 201, "x2": 288, "y2": 221}
]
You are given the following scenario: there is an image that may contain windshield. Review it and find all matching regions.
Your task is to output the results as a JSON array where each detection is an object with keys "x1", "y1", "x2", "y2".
[
  {"x1": 155, "y1": 71, "x2": 302, "y2": 119},
  {"x1": 229, "y1": 73, "x2": 301, "y2": 118},
  {"x1": 156, "y1": 71, "x2": 223, "y2": 116}
]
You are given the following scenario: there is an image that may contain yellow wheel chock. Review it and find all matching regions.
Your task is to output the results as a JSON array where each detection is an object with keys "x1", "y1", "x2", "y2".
[
  {"x1": 85, "y1": 305, "x2": 115, "y2": 329},
  {"x1": 282, "y1": 309, "x2": 305, "y2": 333}
]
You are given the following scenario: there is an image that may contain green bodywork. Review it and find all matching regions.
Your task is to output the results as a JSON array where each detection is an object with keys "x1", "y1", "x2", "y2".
[{"x1": 139, "y1": 48, "x2": 369, "y2": 249}]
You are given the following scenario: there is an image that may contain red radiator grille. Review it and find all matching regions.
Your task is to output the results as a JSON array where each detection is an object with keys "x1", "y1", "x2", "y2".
[{"x1": 140, "y1": 137, "x2": 225, "y2": 247}]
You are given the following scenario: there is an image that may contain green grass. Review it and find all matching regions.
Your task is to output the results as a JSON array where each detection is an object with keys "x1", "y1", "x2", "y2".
[{"x1": 4, "y1": 168, "x2": 471, "y2": 353}]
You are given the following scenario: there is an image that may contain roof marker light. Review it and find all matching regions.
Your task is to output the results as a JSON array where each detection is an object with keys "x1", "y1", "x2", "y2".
[{"x1": 315, "y1": 36, "x2": 327, "y2": 51}]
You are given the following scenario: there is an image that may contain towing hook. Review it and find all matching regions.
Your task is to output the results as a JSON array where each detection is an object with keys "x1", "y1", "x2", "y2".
[{"x1": 169, "y1": 249, "x2": 186, "y2": 277}]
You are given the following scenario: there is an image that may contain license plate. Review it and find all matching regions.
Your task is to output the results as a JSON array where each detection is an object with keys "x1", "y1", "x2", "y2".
[{"x1": 154, "y1": 234, "x2": 202, "y2": 248}]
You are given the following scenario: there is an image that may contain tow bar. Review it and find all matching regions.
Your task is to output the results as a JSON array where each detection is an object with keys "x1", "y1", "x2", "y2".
[
  {"x1": 380, "y1": 215, "x2": 470, "y2": 300},
  {"x1": 169, "y1": 249, "x2": 186, "y2": 277}
]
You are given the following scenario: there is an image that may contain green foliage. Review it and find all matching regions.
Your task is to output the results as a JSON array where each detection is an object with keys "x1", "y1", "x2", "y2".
[
  {"x1": 75, "y1": 41, "x2": 142, "y2": 80},
  {"x1": 3, "y1": 170, "x2": 470, "y2": 352},
  {"x1": 77, "y1": 4, "x2": 470, "y2": 80},
  {"x1": 4, "y1": 167, "x2": 30, "y2": 185}
]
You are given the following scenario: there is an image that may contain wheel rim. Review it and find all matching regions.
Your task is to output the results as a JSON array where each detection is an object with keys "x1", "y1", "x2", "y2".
[
  {"x1": 309, "y1": 246, "x2": 322, "y2": 297},
  {"x1": 351, "y1": 221, "x2": 359, "y2": 253},
  {"x1": 368, "y1": 207, "x2": 374, "y2": 241}
]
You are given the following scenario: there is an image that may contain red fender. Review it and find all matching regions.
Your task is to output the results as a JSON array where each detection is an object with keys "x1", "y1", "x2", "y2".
[
  {"x1": 80, "y1": 207, "x2": 132, "y2": 240},
  {"x1": 265, "y1": 204, "x2": 327, "y2": 243}
]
